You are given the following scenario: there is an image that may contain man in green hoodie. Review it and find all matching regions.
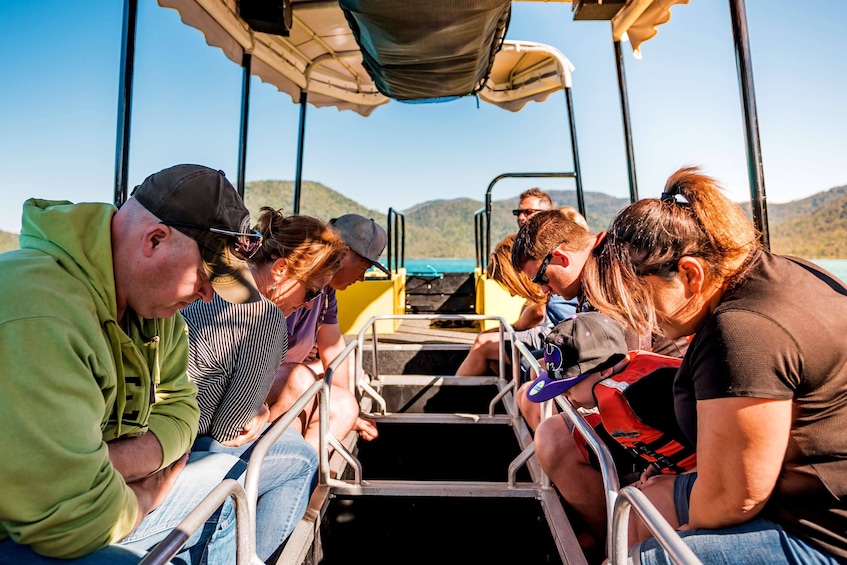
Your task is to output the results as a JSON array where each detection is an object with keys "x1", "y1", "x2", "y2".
[{"x1": 0, "y1": 165, "x2": 263, "y2": 564}]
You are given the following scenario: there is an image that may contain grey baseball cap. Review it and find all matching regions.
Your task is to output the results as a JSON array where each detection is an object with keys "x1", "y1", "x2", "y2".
[
  {"x1": 330, "y1": 214, "x2": 391, "y2": 276},
  {"x1": 131, "y1": 164, "x2": 261, "y2": 304}
]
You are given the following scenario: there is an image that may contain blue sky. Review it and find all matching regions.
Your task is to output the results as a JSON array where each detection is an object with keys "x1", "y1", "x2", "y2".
[{"x1": 1, "y1": 1, "x2": 845, "y2": 234}]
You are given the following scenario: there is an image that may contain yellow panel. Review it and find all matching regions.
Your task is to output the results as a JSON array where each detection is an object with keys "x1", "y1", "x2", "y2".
[
  {"x1": 336, "y1": 269, "x2": 405, "y2": 335},
  {"x1": 474, "y1": 269, "x2": 526, "y2": 331}
]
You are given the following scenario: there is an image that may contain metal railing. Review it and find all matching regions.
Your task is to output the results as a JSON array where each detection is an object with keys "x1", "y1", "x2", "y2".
[
  {"x1": 386, "y1": 207, "x2": 405, "y2": 274},
  {"x1": 547, "y1": 392, "x2": 701, "y2": 564},
  {"x1": 139, "y1": 312, "x2": 700, "y2": 565},
  {"x1": 139, "y1": 374, "x2": 336, "y2": 564},
  {"x1": 611, "y1": 486, "x2": 702, "y2": 565},
  {"x1": 138, "y1": 479, "x2": 258, "y2": 565}
]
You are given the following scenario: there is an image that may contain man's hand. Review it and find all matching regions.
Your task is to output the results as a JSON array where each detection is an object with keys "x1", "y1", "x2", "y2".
[
  {"x1": 126, "y1": 453, "x2": 188, "y2": 528},
  {"x1": 355, "y1": 416, "x2": 378, "y2": 441}
]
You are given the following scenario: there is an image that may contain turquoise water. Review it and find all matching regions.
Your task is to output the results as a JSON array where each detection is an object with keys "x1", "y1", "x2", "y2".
[
  {"x1": 402, "y1": 258, "x2": 477, "y2": 273},
  {"x1": 400, "y1": 257, "x2": 847, "y2": 281},
  {"x1": 808, "y1": 259, "x2": 847, "y2": 282}
]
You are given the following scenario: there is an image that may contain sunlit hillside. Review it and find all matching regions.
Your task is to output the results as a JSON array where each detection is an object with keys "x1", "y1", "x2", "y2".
[{"x1": 1, "y1": 182, "x2": 846, "y2": 259}]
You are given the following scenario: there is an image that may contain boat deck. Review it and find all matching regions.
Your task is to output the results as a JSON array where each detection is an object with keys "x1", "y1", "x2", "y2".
[{"x1": 277, "y1": 315, "x2": 587, "y2": 565}]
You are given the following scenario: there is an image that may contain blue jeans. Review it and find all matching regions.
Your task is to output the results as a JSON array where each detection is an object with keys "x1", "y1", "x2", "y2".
[
  {"x1": 634, "y1": 519, "x2": 843, "y2": 565},
  {"x1": 193, "y1": 426, "x2": 318, "y2": 562},
  {"x1": 0, "y1": 451, "x2": 246, "y2": 565},
  {"x1": 634, "y1": 472, "x2": 842, "y2": 565}
]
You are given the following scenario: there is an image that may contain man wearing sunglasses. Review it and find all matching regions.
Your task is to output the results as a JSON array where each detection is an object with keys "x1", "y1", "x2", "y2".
[
  {"x1": 512, "y1": 208, "x2": 604, "y2": 307},
  {"x1": 0, "y1": 164, "x2": 259, "y2": 563},
  {"x1": 280, "y1": 214, "x2": 391, "y2": 443},
  {"x1": 512, "y1": 187, "x2": 553, "y2": 226},
  {"x1": 512, "y1": 209, "x2": 689, "y2": 422},
  {"x1": 456, "y1": 191, "x2": 576, "y2": 377}
]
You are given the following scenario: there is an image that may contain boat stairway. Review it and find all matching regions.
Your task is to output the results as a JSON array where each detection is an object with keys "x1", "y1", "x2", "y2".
[
  {"x1": 281, "y1": 314, "x2": 585, "y2": 565},
  {"x1": 404, "y1": 273, "x2": 478, "y2": 329}
]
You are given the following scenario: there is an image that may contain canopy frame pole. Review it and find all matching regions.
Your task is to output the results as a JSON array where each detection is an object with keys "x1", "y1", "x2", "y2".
[
  {"x1": 293, "y1": 91, "x2": 308, "y2": 214},
  {"x1": 114, "y1": 0, "x2": 138, "y2": 206},
  {"x1": 236, "y1": 53, "x2": 252, "y2": 199},
  {"x1": 729, "y1": 0, "x2": 769, "y2": 249},
  {"x1": 564, "y1": 87, "x2": 586, "y2": 217},
  {"x1": 613, "y1": 39, "x2": 638, "y2": 203}
]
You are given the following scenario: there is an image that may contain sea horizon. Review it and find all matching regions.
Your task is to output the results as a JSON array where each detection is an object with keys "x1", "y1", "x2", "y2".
[{"x1": 400, "y1": 257, "x2": 847, "y2": 283}]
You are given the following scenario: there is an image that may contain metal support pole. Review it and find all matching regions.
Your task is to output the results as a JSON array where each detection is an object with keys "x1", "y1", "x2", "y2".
[
  {"x1": 564, "y1": 88, "x2": 586, "y2": 218},
  {"x1": 613, "y1": 40, "x2": 638, "y2": 203},
  {"x1": 113, "y1": 0, "x2": 138, "y2": 206},
  {"x1": 293, "y1": 91, "x2": 308, "y2": 214},
  {"x1": 236, "y1": 53, "x2": 252, "y2": 199},
  {"x1": 728, "y1": 0, "x2": 770, "y2": 249}
]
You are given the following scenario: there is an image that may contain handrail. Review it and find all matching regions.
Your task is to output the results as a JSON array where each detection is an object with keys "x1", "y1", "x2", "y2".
[
  {"x1": 245, "y1": 379, "x2": 329, "y2": 519},
  {"x1": 386, "y1": 208, "x2": 405, "y2": 273},
  {"x1": 347, "y1": 313, "x2": 557, "y2": 490},
  {"x1": 552, "y1": 394, "x2": 621, "y2": 558},
  {"x1": 480, "y1": 171, "x2": 583, "y2": 263},
  {"x1": 610, "y1": 486, "x2": 702, "y2": 565},
  {"x1": 355, "y1": 313, "x2": 513, "y2": 385},
  {"x1": 551, "y1": 390, "x2": 699, "y2": 563},
  {"x1": 139, "y1": 479, "x2": 258, "y2": 565},
  {"x1": 473, "y1": 206, "x2": 486, "y2": 270}
]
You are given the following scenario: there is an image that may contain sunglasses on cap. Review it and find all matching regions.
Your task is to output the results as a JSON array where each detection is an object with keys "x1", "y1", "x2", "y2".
[
  {"x1": 162, "y1": 221, "x2": 263, "y2": 260},
  {"x1": 512, "y1": 208, "x2": 544, "y2": 217}
]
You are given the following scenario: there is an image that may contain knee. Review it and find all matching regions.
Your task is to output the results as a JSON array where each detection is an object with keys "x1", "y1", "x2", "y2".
[
  {"x1": 534, "y1": 418, "x2": 558, "y2": 466},
  {"x1": 534, "y1": 417, "x2": 576, "y2": 469},
  {"x1": 281, "y1": 363, "x2": 318, "y2": 393},
  {"x1": 330, "y1": 387, "x2": 360, "y2": 428}
]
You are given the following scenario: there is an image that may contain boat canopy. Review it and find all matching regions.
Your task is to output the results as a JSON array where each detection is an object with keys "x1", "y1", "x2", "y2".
[{"x1": 158, "y1": 0, "x2": 687, "y2": 116}]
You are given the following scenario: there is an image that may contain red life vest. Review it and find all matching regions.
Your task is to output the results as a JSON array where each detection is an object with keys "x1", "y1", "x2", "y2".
[{"x1": 591, "y1": 351, "x2": 696, "y2": 475}]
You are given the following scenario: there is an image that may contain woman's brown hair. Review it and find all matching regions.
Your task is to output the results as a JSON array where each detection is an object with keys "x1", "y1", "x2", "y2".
[
  {"x1": 583, "y1": 166, "x2": 760, "y2": 334},
  {"x1": 249, "y1": 208, "x2": 346, "y2": 285}
]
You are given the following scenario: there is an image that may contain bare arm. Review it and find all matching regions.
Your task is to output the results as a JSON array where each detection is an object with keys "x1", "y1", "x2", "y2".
[
  {"x1": 512, "y1": 301, "x2": 545, "y2": 331},
  {"x1": 317, "y1": 322, "x2": 350, "y2": 390},
  {"x1": 687, "y1": 397, "x2": 792, "y2": 528},
  {"x1": 108, "y1": 432, "x2": 165, "y2": 483}
]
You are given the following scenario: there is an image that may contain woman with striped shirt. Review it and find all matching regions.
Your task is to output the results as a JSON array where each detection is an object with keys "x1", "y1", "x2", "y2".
[{"x1": 182, "y1": 209, "x2": 345, "y2": 561}]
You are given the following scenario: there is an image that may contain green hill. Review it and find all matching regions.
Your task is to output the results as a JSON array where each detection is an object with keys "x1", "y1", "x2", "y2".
[
  {"x1": 0, "y1": 230, "x2": 17, "y2": 253},
  {"x1": 1, "y1": 181, "x2": 846, "y2": 259}
]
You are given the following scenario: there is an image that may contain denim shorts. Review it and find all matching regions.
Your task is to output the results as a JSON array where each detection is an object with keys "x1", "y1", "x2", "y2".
[
  {"x1": 672, "y1": 471, "x2": 697, "y2": 526},
  {"x1": 631, "y1": 472, "x2": 844, "y2": 565}
]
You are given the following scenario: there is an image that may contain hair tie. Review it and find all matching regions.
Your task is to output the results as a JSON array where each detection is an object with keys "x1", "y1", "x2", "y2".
[{"x1": 660, "y1": 192, "x2": 677, "y2": 203}]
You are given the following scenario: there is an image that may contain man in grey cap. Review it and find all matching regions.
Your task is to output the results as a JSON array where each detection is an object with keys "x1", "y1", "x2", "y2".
[
  {"x1": 273, "y1": 214, "x2": 389, "y2": 444},
  {"x1": 0, "y1": 164, "x2": 257, "y2": 564}
]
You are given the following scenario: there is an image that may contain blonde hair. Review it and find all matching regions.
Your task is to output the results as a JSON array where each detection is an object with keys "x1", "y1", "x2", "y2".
[
  {"x1": 486, "y1": 234, "x2": 546, "y2": 306},
  {"x1": 583, "y1": 166, "x2": 760, "y2": 334},
  {"x1": 557, "y1": 205, "x2": 589, "y2": 230},
  {"x1": 250, "y1": 208, "x2": 346, "y2": 286}
]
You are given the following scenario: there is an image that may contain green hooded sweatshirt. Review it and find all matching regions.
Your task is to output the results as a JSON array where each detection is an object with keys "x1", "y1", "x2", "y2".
[{"x1": 0, "y1": 199, "x2": 200, "y2": 558}]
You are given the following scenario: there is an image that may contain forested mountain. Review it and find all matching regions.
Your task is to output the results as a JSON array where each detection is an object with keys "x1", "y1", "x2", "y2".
[{"x1": 1, "y1": 181, "x2": 846, "y2": 258}]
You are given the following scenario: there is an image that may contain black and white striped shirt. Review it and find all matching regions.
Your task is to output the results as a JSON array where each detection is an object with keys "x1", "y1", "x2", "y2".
[{"x1": 182, "y1": 294, "x2": 288, "y2": 442}]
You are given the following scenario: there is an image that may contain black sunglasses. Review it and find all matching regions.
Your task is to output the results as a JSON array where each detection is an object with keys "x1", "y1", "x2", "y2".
[
  {"x1": 303, "y1": 284, "x2": 323, "y2": 305},
  {"x1": 162, "y1": 221, "x2": 263, "y2": 259},
  {"x1": 532, "y1": 252, "x2": 554, "y2": 285},
  {"x1": 512, "y1": 208, "x2": 544, "y2": 217}
]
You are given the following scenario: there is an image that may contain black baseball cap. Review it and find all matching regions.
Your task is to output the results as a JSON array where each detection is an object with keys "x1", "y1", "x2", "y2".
[{"x1": 131, "y1": 164, "x2": 261, "y2": 304}]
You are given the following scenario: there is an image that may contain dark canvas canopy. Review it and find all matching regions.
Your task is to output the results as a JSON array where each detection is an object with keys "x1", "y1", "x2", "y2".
[{"x1": 159, "y1": 0, "x2": 688, "y2": 116}]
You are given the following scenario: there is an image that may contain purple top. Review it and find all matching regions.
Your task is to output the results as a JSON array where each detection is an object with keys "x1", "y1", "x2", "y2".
[{"x1": 284, "y1": 286, "x2": 338, "y2": 364}]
